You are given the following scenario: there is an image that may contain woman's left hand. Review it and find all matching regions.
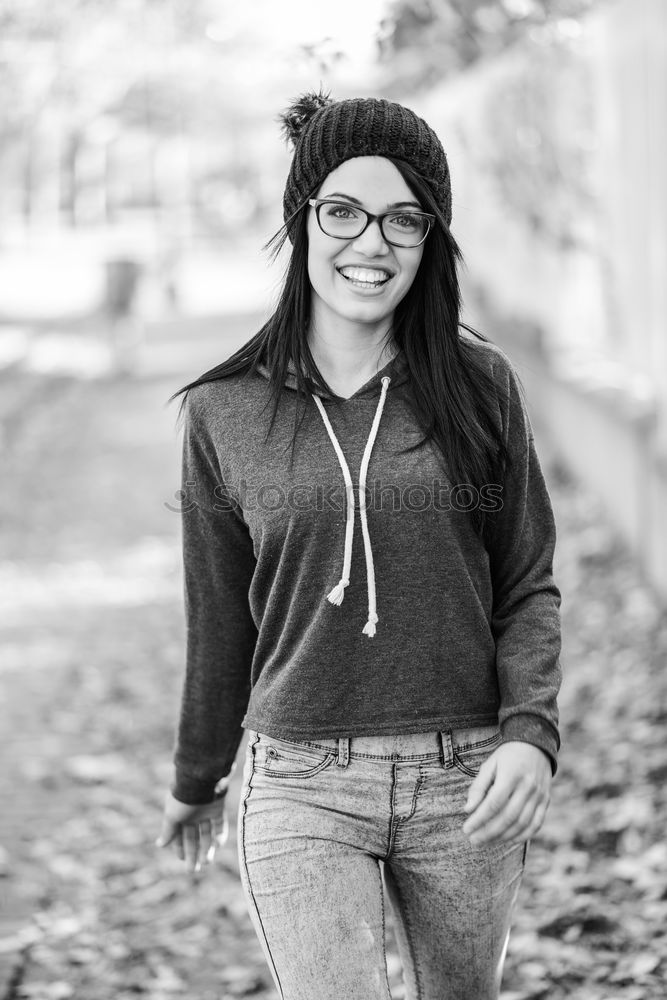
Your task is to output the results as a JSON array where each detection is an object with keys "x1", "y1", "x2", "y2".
[{"x1": 462, "y1": 741, "x2": 552, "y2": 846}]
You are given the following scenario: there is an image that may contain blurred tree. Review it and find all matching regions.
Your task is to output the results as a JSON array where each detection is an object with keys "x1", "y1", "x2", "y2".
[
  {"x1": 378, "y1": 0, "x2": 604, "y2": 92},
  {"x1": 0, "y1": 0, "x2": 210, "y2": 142},
  {"x1": 0, "y1": 0, "x2": 197, "y2": 225},
  {"x1": 0, "y1": 0, "x2": 273, "y2": 230}
]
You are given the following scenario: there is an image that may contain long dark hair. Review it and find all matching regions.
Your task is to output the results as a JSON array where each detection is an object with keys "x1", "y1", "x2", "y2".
[{"x1": 167, "y1": 156, "x2": 514, "y2": 540}]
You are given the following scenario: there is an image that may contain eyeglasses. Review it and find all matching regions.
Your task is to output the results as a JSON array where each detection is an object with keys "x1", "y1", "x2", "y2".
[{"x1": 308, "y1": 199, "x2": 435, "y2": 248}]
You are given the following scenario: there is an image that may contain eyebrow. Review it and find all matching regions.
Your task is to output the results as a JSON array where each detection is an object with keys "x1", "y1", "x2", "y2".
[{"x1": 321, "y1": 191, "x2": 423, "y2": 210}]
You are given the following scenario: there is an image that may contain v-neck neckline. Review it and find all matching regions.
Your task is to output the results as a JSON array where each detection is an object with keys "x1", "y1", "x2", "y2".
[{"x1": 327, "y1": 351, "x2": 402, "y2": 403}]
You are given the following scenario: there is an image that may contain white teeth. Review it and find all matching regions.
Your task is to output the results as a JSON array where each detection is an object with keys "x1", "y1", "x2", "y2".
[{"x1": 339, "y1": 266, "x2": 391, "y2": 284}]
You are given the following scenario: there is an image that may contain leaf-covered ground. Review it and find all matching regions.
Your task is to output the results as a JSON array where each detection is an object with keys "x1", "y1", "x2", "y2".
[{"x1": 1, "y1": 363, "x2": 666, "y2": 1000}]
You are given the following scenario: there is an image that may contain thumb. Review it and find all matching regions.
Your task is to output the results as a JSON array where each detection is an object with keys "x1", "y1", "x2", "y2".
[
  {"x1": 155, "y1": 816, "x2": 179, "y2": 849},
  {"x1": 464, "y1": 758, "x2": 497, "y2": 814}
]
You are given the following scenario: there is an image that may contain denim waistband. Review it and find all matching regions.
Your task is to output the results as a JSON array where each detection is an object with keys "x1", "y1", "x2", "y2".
[
  {"x1": 336, "y1": 731, "x2": 443, "y2": 757},
  {"x1": 254, "y1": 725, "x2": 500, "y2": 765}
]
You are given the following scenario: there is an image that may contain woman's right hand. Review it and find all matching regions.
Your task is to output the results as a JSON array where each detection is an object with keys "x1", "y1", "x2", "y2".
[{"x1": 156, "y1": 790, "x2": 229, "y2": 873}]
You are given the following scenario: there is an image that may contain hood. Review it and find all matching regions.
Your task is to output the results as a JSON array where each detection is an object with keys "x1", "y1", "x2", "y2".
[{"x1": 255, "y1": 348, "x2": 410, "y2": 400}]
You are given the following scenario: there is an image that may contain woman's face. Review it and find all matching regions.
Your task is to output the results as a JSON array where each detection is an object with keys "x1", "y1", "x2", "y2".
[{"x1": 306, "y1": 156, "x2": 425, "y2": 333}]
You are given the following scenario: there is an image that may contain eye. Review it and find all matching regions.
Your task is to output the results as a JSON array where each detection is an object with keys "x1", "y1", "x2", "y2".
[
  {"x1": 387, "y1": 213, "x2": 421, "y2": 231},
  {"x1": 323, "y1": 203, "x2": 361, "y2": 221}
]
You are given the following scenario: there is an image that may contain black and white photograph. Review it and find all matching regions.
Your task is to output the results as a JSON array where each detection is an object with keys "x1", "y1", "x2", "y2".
[{"x1": 1, "y1": 2, "x2": 666, "y2": 998}]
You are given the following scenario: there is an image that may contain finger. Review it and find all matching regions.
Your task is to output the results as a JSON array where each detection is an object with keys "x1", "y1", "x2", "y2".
[
  {"x1": 155, "y1": 818, "x2": 179, "y2": 849},
  {"x1": 171, "y1": 829, "x2": 185, "y2": 861},
  {"x1": 215, "y1": 815, "x2": 230, "y2": 848},
  {"x1": 463, "y1": 776, "x2": 519, "y2": 836},
  {"x1": 465, "y1": 784, "x2": 531, "y2": 842},
  {"x1": 497, "y1": 798, "x2": 540, "y2": 844},
  {"x1": 464, "y1": 759, "x2": 497, "y2": 815},
  {"x1": 500, "y1": 787, "x2": 550, "y2": 843},
  {"x1": 182, "y1": 824, "x2": 200, "y2": 872},
  {"x1": 198, "y1": 818, "x2": 213, "y2": 865},
  {"x1": 202, "y1": 799, "x2": 226, "y2": 836},
  {"x1": 517, "y1": 799, "x2": 550, "y2": 843}
]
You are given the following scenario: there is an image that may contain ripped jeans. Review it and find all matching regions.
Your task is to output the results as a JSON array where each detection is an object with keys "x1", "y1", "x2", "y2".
[{"x1": 237, "y1": 727, "x2": 526, "y2": 1000}]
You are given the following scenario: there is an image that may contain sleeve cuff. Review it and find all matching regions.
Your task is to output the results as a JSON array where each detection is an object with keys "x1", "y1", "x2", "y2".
[
  {"x1": 500, "y1": 713, "x2": 560, "y2": 776},
  {"x1": 171, "y1": 773, "x2": 220, "y2": 805}
]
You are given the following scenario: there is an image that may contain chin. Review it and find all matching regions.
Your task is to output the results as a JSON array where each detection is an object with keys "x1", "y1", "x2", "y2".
[{"x1": 338, "y1": 302, "x2": 395, "y2": 325}]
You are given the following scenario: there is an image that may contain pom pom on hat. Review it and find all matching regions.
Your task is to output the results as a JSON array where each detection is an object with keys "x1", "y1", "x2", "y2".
[{"x1": 279, "y1": 89, "x2": 333, "y2": 148}]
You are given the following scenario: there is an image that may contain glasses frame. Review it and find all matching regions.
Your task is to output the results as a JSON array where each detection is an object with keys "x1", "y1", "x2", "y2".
[{"x1": 307, "y1": 198, "x2": 435, "y2": 248}]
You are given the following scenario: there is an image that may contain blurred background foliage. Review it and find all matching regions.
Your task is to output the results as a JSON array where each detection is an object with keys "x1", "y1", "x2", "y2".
[
  {"x1": 380, "y1": 0, "x2": 602, "y2": 91},
  {"x1": 0, "y1": 0, "x2": 280, "y2": 237}
]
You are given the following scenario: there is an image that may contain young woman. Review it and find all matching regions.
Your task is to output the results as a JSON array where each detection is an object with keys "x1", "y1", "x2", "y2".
[{"x1": 156, "y1": 91, "x2": 562, "y2": 1000}]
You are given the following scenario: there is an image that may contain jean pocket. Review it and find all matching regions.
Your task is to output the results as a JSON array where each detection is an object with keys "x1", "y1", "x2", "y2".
[
  {"x1": 252, "y1": 732, "x2": 335, "y2": 779},
  {"x1": 451, "y1": 726, "x2": 502, "y2": 778}
]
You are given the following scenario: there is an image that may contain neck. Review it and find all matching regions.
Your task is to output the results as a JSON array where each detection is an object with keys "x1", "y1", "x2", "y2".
[{"x1": 307, "y1": 315, "x2": 396, "y2": 381}]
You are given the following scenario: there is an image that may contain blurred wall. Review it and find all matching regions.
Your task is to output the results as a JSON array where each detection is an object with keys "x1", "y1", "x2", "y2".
[{"x1": 410, "y1": 0, "x2": 667, "y2": 604}]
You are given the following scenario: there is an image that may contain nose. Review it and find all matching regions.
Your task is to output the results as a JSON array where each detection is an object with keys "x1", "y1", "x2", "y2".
[{"x1": 351, "y1": 218, "x2": 389, "y2": 255}]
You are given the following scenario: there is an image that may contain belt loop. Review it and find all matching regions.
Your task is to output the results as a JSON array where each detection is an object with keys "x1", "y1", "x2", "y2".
[
  {"x1": 336, "y1": 736, "x2": 350, "y2": 768},
  {"x1": 438, "y1": 731, "x2": 453, "y2": 769}
]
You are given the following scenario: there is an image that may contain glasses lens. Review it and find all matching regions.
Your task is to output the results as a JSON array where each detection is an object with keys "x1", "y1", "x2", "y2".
[
  {"x1": 382, "y1": 213, "x2": 429, "y2": 247},
  {"x1": 317, "y1": 203, "x2": 366, "y2": 238}
]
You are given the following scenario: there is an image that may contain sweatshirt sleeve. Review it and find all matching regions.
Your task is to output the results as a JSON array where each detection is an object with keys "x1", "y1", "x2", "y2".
[
  {"x1": 171, "y1": 388, "x2": 258, "y2": 804},
  {"x1": 486, "y1": 354, "x2": 563, "y2": 774}
]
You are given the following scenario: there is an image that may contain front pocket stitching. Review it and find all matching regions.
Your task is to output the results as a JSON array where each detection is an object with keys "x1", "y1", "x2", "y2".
[
  {"x1": 264, "y1": 744, "x2": 330, "y2": 766},
  {"x1": 452, "y1": 738, "x2": 501, "y2": 777},
  {"x1": 256, "y1": 733, "x2": 334, "y2": 757},
  {"x1": 254, "y1": 752, "x2": 335, "y2": 779},
  {"x1": 453, "y1": 756, "x2": 480, "y2": 778}
]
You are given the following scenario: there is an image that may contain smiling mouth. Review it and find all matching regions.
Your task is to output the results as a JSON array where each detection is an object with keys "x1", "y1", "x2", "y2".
[{"x1": 336, "y1": 265, "x2": 393, "y2": 288}]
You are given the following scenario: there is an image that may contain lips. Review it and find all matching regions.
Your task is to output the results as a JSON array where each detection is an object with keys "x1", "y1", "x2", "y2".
[{"x1": 336, "y1": 265, "x2": 394, "y2": 287}]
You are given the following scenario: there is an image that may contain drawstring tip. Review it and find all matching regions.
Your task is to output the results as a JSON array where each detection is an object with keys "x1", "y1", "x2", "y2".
[
  {"x1": 362, "y1": 613, "x2": 379, "y2": 638},
  {"x1": 327, "y1": 579, "x2": 349, "y2": 606}
]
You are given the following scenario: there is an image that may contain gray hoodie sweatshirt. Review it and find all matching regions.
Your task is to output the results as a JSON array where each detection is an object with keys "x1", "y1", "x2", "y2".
[{"x1": 172, "y1": 338, "x2": 562, "y2": 804}]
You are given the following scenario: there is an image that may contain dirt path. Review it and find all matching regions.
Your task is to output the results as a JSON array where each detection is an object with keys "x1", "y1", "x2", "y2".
[{"x1": 1, "y1": 342, "x2": 666, "y2": 999}]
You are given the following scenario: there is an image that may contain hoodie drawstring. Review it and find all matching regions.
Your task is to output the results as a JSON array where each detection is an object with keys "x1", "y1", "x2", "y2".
[{"x1": 311, "y1": 375, "x2": 391, "y2": 637}]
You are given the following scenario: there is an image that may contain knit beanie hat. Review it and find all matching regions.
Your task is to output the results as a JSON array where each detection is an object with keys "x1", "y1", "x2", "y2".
[{"x1": 280, "y1": 91, "x2": 452, "y2": 234}]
